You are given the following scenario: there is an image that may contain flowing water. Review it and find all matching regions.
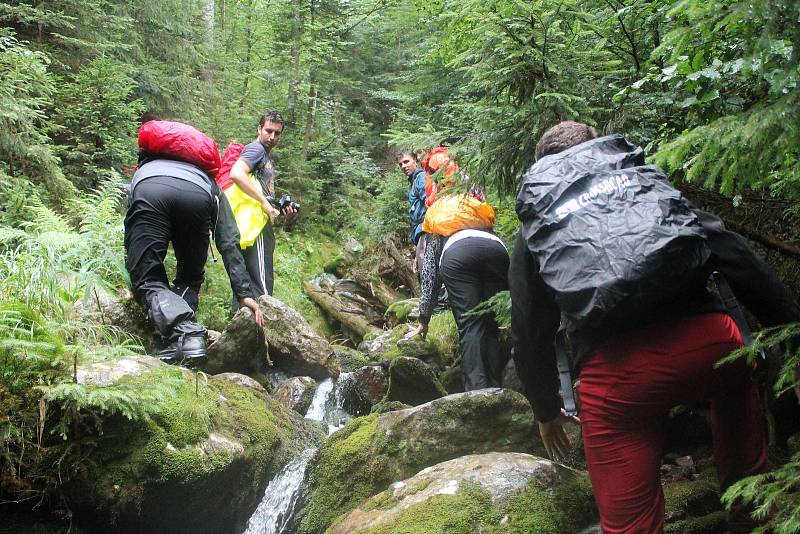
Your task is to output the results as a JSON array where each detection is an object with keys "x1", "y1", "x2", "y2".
[
  {"x1": 242, "y1": 373, "x2": 355, "y2": 533},
  {"x1": 242, "y1": 448, "x2": 316, "y2": 534}
]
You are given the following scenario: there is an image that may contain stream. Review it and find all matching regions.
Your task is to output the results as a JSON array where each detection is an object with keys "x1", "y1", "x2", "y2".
[{"x1": 242, "y1": 373, "x2": 355, "y2": 533}]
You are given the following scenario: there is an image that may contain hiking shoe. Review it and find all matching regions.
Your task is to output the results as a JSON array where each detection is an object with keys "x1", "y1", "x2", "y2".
[
  {"x1": 156, "y1": 335, "x2": 207, "y2": 367},
  {"x1": 180, "y1": 335, "x2": 207, "y2": 367}
]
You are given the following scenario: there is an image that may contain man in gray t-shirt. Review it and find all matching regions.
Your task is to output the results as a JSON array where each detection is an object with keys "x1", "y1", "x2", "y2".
[{"x1": 228, "y1": 110, "x2": 297, "y2": 298}]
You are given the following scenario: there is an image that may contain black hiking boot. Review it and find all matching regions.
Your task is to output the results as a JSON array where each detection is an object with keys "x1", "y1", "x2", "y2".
[{"x1": 157, "y1": 335, "x2": 207, "y2": 368}]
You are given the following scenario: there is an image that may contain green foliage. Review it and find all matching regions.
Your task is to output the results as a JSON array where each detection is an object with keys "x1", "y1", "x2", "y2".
[
  {"x1": 0, "y1": 174, "x2": 128, "y2": 319},
  {"x1": 647, "y1": 0, "x2": 800, "y2": 196},
  {"x1": 464, "y1": 290, "x2": 511, "y2": 329},
  {"x1": 56, "y1": 58, "x2": 143, "y2": 189},
  {"x1": 717, "y1": 322, "x2": 800, "y2": 532}
]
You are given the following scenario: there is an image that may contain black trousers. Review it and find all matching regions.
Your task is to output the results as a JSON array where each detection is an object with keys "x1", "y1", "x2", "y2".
[
  {"x1": 124, "y1": 176, "x2": 209, "y2": 342},
  {"x1": 440, "y1": 237, "x2": 510, "y2": 390},
  {"x1": 231, "y1": 223, "x2": 275, "y2": 312}
]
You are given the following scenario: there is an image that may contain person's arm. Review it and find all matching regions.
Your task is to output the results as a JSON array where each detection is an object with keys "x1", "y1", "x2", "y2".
[
  {"x1": 214, "y1": 193, "x2": 263, "y2": 325},
  {"x1": 697, "y1": 209, "x2": 800, "y2": 326},
  {"x1": 509, "y1": 229, "x2": 562, "y2": 422},
  {"x1": 405, "y1": 233, "x2": 444, "y2": 339},
  {"x1": 509, "y1": 229, "x2": 578, "y2": 460},
  {"x1": 230, "y1": 147, "x2": 279, "y2": 222}
]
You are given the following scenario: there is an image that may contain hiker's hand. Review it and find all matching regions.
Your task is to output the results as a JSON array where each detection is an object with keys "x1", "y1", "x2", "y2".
[
  {"x1": 239, "y1": 297, "x2": 263, "y2": 326},
  {"x1": 411, "y1": 258, "x2": 419, "y2": 273},
  {"x1": 281, "y1": 205, "x2": 298, "y2": 220},
  {"x1": 261, "y1": 200, "x2": 280, "y2": 223},
  {"x1": 404, "y1": 323, "x2": 428, "y2": 340},
  {"x1": 539, "y1": 410, "x2": 580, "y2": 462}
]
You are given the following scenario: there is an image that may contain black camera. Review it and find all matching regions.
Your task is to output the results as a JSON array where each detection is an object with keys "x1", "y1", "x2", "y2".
[{"x1": 266, "y1": 194, "x2": 300, "y2": 212}]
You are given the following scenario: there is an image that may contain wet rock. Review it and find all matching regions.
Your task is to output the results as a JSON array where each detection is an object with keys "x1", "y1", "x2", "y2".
[
  {"x1": 664, "y1": 467, "x2": 722, "y2": 525},
  {"x1": 67, "y1": 358, "x2": 325, "y2": 533},
  {"x1": 258, "y1": 295, "x2": 339, "y2": 379},
  {"x1": 501, "y1": 358, "x2": 525, "y2": 394},
  {"x1": 296, "y1": 388, "x2": 541, "y2": 534},
  {"x1": 343, "y1": 236, "x2": 364, "y2": 263},
  {"x1": 213, "y1": 372, "x2": 267, "y2": 392},
  {"x1": 205, "y1": 306, "x2": 269, "y2": 374},
  {"x1": 273, "y1": 376, "x2": 317, "y2": 415},
  {"x1": 340, "y1": 365, "x2": 389, "y2": 415},
  {"x1": 386, "y1": 357, "x2": 446, "y2": 406},
  {"x1": 329, "y1": 452, "x2": 597, "y2": 534}
]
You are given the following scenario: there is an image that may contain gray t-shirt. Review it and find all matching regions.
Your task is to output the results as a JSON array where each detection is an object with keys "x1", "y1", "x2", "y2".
[{"x1": 239, "y1": 140, "x2": 275, "y2": 195}]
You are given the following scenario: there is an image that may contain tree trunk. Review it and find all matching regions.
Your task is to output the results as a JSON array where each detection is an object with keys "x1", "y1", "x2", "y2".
[
  {"x1": 301, "y1": 85, "x2": 318, "y2": 160},
  {"x1": 302, "y1": 280, "x2": 381, "y2": 339},
  {"x1": 286, "y1": 0, "x2": 304, "y2": 125},
  {"x1": 384, "y1": 237, "x2": 420, "y2": 295}
]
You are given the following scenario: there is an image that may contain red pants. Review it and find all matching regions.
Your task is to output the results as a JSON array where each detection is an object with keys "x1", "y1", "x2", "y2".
[{"x1": 578, "y1": 313, "x2": 767, "y2": 533}]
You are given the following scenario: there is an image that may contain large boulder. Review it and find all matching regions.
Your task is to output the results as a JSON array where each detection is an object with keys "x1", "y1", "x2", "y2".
[
  {"x1": 295, "y1": 388, "x2": 541, "y2": 534},
  {"x1": 273, "y1": 376, "x2": 317, "y2": 415},
  {"x1": 329, "y1": 452, "x2": 597, "y2": 534},
  {"x1": 204, "y1": 307, "x2": 269, "y2": 374},
  {"x1": 259, "y1": 295, "x2": 339, "y2": 379},
  {"x1": 385, "y1": 356, "x2": 446, "y2": 406},
  {"x1": 66, "y1": 355, "x2": 325, "y2": 533}
]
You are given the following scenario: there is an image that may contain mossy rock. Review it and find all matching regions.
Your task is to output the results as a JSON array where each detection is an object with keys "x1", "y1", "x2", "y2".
[
  {"x1": 328, "y1": 453, "x2": 597, "y2": 534},
  {"x1": 385, "y1": 357, "x2": 447, "y2": 406},
  {"x1": 664, "y1": 468, "x2": 721, "y2": 521},
  {"x1": 332, "y1": 346, "x2": 370, "y2": 372},
  {"x1": 66, "y1": 362, "x2": 324, "y2": 533},
  {"x1": 439, "y1": 365, "x2": 465, "y2": 394},
  {"x1": 370, "y1": 400, "x2": 410, "y2": 414},
  {"x1": 296, "y1": 389, "x2": 540, "y2": 534},
  {"x1": 384, "y1": 299, "x2": 417, "y2": 325},
  {"x1": 358, "y1": 324, "x2": 453, "y2": 369}
]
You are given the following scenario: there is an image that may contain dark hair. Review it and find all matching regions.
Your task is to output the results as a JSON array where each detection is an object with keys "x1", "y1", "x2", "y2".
[
  {"x1": 394, "y1": 149, "x2": 417, "y2": 161},
  {"x1": 535, "y1": 121, "x2": 599, "y2": 160},
  {"x1": 259, "y1": 110, "x2": 285, "y2": 127}
]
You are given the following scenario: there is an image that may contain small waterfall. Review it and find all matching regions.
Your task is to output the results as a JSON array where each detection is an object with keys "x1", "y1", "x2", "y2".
[
  {"x1": 243, "y1": 372, "x2": 357, "y2": 533},
  {"x1": 305, "y1": 373, "x2": 354, "y2": 435},
  {"x1": 242, "y1": 448, "x2": 316, "y2": 534}
]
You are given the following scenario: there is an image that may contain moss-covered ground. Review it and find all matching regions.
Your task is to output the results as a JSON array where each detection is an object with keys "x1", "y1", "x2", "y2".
[{"x1": 68, "y1": 365, "x2": 318, "y2": 532}]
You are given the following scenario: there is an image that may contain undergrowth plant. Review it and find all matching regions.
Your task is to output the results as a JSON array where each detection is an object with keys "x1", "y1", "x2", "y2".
[{"x1": 717, "y1": 322, "x2": 800, "y2": 532}]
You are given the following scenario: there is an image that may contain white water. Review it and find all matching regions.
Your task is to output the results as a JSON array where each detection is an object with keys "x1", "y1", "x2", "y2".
[
  {"x1": 242, "y1": 448, "x2": 316, "y2": 534},
  {"x1": 243, "y1": 373, "x2": 356, "y2": 533},
  {"x1": 305, "y1": 373, "x2": 354, "y2": 435}
]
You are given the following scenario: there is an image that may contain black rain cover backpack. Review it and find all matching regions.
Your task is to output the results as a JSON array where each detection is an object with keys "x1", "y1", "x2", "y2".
[{"x1": 516, "y1": 135, "x2": 712, "y2": 334}]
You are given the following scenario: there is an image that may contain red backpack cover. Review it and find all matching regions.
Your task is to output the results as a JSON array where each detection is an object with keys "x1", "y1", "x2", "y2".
[
  {"x1": 216, "y1": 143, "x2": 244, "y2": 191},
  {"x1": 138, "y1": 120, "x2": 221, "y2": 176},
  {"x1": 421, "y1": 147, "x2": 459, "y2": 207}
]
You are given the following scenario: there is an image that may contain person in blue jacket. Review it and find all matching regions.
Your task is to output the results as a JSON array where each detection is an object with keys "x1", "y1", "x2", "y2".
[{"x1": 397, "y1": 149, "x2": 428, "y2": 273}]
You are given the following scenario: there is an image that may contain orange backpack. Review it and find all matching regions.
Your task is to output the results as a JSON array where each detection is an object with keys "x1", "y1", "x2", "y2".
[{"x1": 421, "y1": 147, "x2": 459, "y2": 207}]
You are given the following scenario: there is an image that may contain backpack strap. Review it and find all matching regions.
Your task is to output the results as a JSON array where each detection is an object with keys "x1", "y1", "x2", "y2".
[
  {"x1": 555, "y1": 327, "x2": 578, "y2": 417},
  {"x1": 711, "y1": 271, "x2": 764, "y2": 358}
]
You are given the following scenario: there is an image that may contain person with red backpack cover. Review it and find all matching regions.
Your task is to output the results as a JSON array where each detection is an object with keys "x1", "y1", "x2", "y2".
[
  {"x1": 125, "y1": 120, "x2": 262, "y2": 366},
  {"x1": 509, "y1": 121, "x2": 800, "y2": 532}
]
